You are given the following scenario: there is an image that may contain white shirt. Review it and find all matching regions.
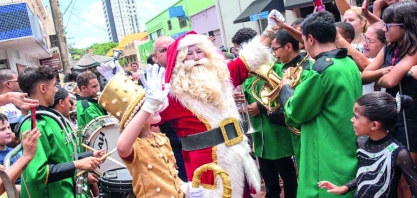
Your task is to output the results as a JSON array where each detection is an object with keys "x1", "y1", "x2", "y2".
[{"x1": 0, "y1": 103, "x2": 22, "y2": 124}]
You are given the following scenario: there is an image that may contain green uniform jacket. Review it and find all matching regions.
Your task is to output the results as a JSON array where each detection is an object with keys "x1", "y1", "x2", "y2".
[
  {"x1": 76, "y1": 95, "x2": 106, "y2": 133},
  {"x1": 279, "y1": 49, "x2": 361, "y2": 197},
  {"x1": 272, "y1": 52, "x2": 312, "y2": 166},
  {"x1": 243, "y1": 72, "x2": 293, "y2": 160},
  {"x1": 19, "y1": 106, "x2": 92, "y2": 198}
]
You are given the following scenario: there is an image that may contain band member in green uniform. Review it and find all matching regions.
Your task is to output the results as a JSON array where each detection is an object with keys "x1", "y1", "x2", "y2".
[
  {"x1": 278, "y1": 11, "x2": 362, "y2": 197},
  {"x1": 18, "y1": 66, "x2": 102, "y2": 198},
  {"x1": 267, "y1": 29, "x2": 313, "y2": 167},
  {"x1": 76, "y1": 71, "x2": 106, "y2": 132},
  {"x1": 235, "y1": 27, "x2": 298, "y2": 198},
  {"x1": 52, "y1": 86, "x2": 102, "y2": 197}
]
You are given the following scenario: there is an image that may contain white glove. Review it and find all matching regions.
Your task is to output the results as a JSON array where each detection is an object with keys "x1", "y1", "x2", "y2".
[
  {"x1": 181, "y1": 182, "x2": 205, "y2": 198},
  {"x1": 139, "y1": 64, "x2": 171, "y2": 114},
  {"x1": 97, "y1": 61, "x2": 124, "y2": 81},
  {"x1": 267, "y1": 9, "x2": 285, "y2": 32},
  {"x1": 189, "y1": 186, "x2": 205, "y2": 198}
]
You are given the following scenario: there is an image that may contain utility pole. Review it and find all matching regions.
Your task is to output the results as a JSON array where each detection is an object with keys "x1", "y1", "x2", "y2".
[{"x1": 49, "y1": 0, "x2": 71, "y2": 74}]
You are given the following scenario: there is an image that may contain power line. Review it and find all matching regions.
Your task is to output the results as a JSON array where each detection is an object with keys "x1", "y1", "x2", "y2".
[
  {"x1": 62, "y1": 0, "x2": 75, "y2": 16},
  {"x1": 64, "y1": 0, "x2": 78, "y2": 30},
  {"x1": 68, "y1": 9, "x2": 107, "y2": 31}
]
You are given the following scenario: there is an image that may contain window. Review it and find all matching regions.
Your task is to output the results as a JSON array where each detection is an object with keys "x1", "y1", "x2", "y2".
[
  {"x1": 167, "y1": 20, "x2": 172, "y2": 30},
  {"x1": 179, "y1": 17, "x2": 187, "y2": 28},
  {"x1": 157, "y1": 29, "x2": 162, "y2": 37}
]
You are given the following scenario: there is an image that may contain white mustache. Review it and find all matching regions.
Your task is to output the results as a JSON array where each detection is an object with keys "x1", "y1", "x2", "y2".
[{"x1": 183, "y1": 58, "x2": 210, "y2": 70}]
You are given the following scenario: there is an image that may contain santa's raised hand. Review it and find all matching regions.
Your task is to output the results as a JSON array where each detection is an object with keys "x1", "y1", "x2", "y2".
[
  {"x1": 97, "y1": 60, "x2": 124, "y2": 81},
  {"x1": 139, "y1": 64, "x2": 170, "y2": 114},
  {"x1": 267, "y1": 9, "x2": 285, "y2": 33}
]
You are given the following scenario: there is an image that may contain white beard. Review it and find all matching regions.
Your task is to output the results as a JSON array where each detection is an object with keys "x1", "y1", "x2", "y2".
[{"x1": 170, "y1": 58, "x2": 242, "y2": 128}]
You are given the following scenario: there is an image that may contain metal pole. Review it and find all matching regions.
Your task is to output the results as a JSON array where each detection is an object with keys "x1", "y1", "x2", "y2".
[{"x1": 49, "y1": 0, "x2": 71, "y2": 74}]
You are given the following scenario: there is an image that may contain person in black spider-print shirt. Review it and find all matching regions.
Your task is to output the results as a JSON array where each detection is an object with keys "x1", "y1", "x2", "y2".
[{"x1": 318, "y1": 92, "x2": 417, "y2": 197}]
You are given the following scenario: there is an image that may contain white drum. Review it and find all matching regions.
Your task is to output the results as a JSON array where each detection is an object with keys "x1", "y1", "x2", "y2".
[{"x1": 83, "y1": 116, "x2": 125, "y2": 175}]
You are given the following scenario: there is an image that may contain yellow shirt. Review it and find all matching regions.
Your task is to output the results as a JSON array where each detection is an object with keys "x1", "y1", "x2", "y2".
[{"x1": 122, "y1": 133, "x2": 184, "y2": 198}]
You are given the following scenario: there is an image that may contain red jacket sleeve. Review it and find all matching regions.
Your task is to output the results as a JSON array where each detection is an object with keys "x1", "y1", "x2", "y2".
[{"x1": 227, "y1": 57, "x2": 249, "y2": 87}]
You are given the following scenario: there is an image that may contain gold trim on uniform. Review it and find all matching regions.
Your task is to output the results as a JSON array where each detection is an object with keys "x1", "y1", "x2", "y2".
[{"x1": 45, "y1": 164, "x2": 49, "y2": 184}]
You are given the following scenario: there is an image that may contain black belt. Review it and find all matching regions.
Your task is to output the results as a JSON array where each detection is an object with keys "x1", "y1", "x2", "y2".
[{"x1": 181, "y1": 118, "x2": 244, "y2": 151}]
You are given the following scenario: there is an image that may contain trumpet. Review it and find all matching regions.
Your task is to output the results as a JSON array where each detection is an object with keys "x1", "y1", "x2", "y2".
[{"x1": 238, "y1": 85, "x2": 257, "y2": 134}]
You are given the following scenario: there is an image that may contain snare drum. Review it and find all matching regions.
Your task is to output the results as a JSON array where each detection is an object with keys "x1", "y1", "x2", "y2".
[
  {"x1": 83, "y1": 116, "x2": 125, "y2": 175},
  {"x1": 99, "y1": 168, "x2": 134, "y2": 198}
]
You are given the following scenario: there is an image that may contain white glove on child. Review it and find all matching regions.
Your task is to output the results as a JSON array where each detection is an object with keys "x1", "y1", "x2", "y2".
[
  {"x1": 139, "y1": 64, "x2": 171, "y2": 114},
  {"x1": 267, "y1": 9, "x2": 285, "y2": 33},
  {"x1": 189, "y1": 186, "x2": 205, "y2": 198},
  {"x1": 97, "y1": 61, "x2": 124, "y2": 81},
  {"x1": 181, "y1": 182, "x2": 205, "y2": 198}
]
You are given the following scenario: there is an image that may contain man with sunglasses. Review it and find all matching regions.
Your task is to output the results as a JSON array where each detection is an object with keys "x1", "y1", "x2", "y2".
[{"x1": 0, "y1": 69, "x2": 22, "y2": 132}]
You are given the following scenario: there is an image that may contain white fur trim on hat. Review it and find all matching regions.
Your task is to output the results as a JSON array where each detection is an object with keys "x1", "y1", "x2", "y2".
[
  {"x1": 238, "y1": 36, "x2": 272, "y2": 72},
  {"x1": 177, "y1": 34, "x2": 208, "y2": 50}
]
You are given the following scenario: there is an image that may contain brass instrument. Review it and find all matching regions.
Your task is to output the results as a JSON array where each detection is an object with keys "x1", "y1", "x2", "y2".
[
  {"x1": 284, "y1": 54, "x2": 308, "y2": 88},
  {"x1": 250, "y1": 54, "x2": 309, "y2": 135},
  {"x1": 250, "y1": 65, "x2": 282, "y2": 113}
]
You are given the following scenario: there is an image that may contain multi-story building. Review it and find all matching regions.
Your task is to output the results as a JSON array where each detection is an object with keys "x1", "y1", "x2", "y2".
[
  {"x1": 140, "y1": 0, "x2": 217, "y2": 61},
  {"x1": 101, "y1": 0, "x2": 141, "y2": 43},
  {"x1": 0, "y1": 0, "x2": 53, "y2": 72}
]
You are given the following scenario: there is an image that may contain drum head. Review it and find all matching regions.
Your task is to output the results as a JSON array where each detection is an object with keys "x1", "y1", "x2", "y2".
[
  {"x1": 83, "y1": 116, "x2": 124, "y2": 174},
  {"x1": 100, "y1": 168, "x2": 133, "y2": 193}
]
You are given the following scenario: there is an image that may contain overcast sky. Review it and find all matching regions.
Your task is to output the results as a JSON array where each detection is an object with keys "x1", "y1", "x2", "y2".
[{"x1": 45, "y1": 0, "x2": 177, "y2": 48}]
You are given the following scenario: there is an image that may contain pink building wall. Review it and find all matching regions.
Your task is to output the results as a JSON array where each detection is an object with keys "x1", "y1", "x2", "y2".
[{"x1": 190, "y1": 6, "x2": 223, "y2": 48}]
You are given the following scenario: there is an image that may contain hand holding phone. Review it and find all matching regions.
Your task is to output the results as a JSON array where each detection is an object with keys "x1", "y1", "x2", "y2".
[{"x1": 314, "y1": 0, "x2": 325, "y2": 11}]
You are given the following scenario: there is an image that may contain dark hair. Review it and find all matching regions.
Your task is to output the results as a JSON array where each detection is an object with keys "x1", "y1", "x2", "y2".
[
  {"x1": 0, "y1": 69, "x2": 17, "y2": 87},
  {"x1": 0, "y1": 113, "x2": 7, "y2": 125},
  {"x1": 18, "y1": 65, "x2": 56, "y2": 96},
  {"x1": 291, "y1": 18, "x2": 305, "y2": 27},
  {"x1": 301, "y1": 11, "x2": 336, "y2": 44},
  {"x1": 147, "y1": 55, "x2": 154, "y2": 65},
  {"x1": 51, "y1": 86, "x2": 69, "y2": 108},
  {"x1": 76, "y1": 71, "x2": 97, "y2": 90},
  {"x1": 382, "y1": 1, "x2": 417, "y2": 58},
  {"x1": 64, "y1": 71, "x2": 80, "y2": 83},
  {"x1": 275, "y1": 29, "x2": 300, "y2": 52},
  {"x1": 229, "y1": 47, "x2": 235, "y2": 53},
  {"x1": 231, "y1": 27, "x2": 257, "y2": 46},
  {"x1": 368, "y1": 22, "x2": 386, "y2": 43},
  {"x1": 356, "y1": 92, "x2": 398, "y2": 131},
  {"x1": 335, "y1": 22, "x2": 355, "y2": 42}
]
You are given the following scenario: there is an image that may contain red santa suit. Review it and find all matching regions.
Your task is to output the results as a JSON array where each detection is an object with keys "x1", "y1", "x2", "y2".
[{"x1": 160, "y1": 31, "x2": 271, "y2": 197}]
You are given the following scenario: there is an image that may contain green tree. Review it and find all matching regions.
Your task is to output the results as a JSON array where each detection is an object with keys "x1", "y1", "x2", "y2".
[
  {"x1": 69, "y1": 46, "x2": 86, "y2": 61},
  {"x1": 87, "y1": 42, "x2": 119, "y2": 56}
]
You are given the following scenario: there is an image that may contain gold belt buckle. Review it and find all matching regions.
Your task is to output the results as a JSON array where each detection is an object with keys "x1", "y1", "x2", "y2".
[{"x1": 219, "y1": 117, "x2": 243, "y2": 147}]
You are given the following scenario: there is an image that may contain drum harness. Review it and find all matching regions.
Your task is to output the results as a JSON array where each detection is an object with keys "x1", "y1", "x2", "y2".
[{"x1": 14, "y1": 110, "x2": 85, "y2": 198}]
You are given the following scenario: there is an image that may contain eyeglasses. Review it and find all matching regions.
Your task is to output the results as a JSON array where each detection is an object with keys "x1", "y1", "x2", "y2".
[
  {"x1": 272, "y1": 45, "x2": 285, "y2": 52},
  {"x1": 383, "y1": 23, "x2": 404, "y2": 31},
  {"x1": 360, "y1": 34, "x2": 380, "y2": 45}
]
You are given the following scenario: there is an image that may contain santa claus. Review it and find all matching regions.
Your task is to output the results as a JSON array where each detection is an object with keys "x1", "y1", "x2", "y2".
[
  {"x1": 98, "y1": 10, "x2": 282, "y2": 197},
  {"x1": 157, "y1": 29, "x2": 272, "y2": 197}
]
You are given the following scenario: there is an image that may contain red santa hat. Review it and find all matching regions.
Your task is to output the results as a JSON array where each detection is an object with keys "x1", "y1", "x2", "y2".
[{"x1": 165, "y1": 30, "x2": 210, "y2": 83}]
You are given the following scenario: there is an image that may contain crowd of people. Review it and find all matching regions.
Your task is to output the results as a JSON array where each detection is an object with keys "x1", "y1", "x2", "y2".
[{"x1": 0, "y1": 0, "x2": 417, "y2": 197}]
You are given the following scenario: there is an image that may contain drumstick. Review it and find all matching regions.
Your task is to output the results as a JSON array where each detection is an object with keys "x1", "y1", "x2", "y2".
[
  {"x1": 82, "y1": 144, "x2": 98, "y2": 152},
  {"x1": 76, "y1": 148, "x2": 117, "y2": 177},
  {"x1": 82, "y1": 144, "x2": 127, "y2": 168}
]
